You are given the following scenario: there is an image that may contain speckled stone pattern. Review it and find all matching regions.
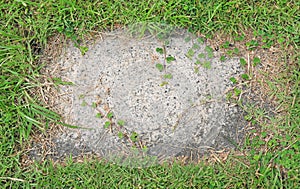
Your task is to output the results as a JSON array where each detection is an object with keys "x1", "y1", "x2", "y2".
[{"x1": 54, "y1": 27, "x2": 246, "y2": 167}]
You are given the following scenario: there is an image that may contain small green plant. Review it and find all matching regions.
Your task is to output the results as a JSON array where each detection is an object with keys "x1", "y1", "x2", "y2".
[
  {"x1": 241, "y1": 73, "x2": 250, "y2": 80},
  {"x1": 78, "y1": 94, "x2": 85, "y2": 99},
  {"x1": 233, "y1": 47, "x2": 239, "y2": 54},
  {"x1": 246, "y1": 40, "x2": 259, "y2": 50},
  {"x1": 198, "y1": 53, "x2": 205, "y2": 59},
  {"x1": 226, "y1": 50, "x2": 233, "y2": 57},
  {"x1": 234, "y1": 88, "x2": 242, "y2": 96},
  {"x1": 253, "y1": 57, "x2": 261, "y2": 66},
  {"x1": 192, "y1": 43, "x2": 200, "y2": 49},
  {"x1": 92, "y1": 102, "x2": 97, "y2": 108},
  {"x1": 107, "y1": 112, "x2": 113, "y2": 119},
  {"x1": 166, "y1": 56, "x2": 175, "y2": 63},
  {"x1": 244, "y1": 114, "x2": 256, "y2": 124},
  {"x1": 117, "y1": 120, "x2": 125, "y2": 126},
  {"x1": 277, "y1": 37, "x2": 285, "y2": 44},
  {"x1": 104, "y1": 121, "x2": 111, "y2": 129},
  {"x1": 202, "y1": 61, "x2": 211, "y2": 69},
  {"x1": 230, "y1": 77, "x2": 237, "y2": 84},
  {"x1": 205, "y1": 33, "x2": 213, "y2": 39},
  {"x1": 96, "y1": 113, "x2": 102, "y2": 118},
  {"x1": 262, "y1": 40, "x2": 274, "y2": 49},
  {"x1": 195, "y1": 60, "x2": 201, "y2": 65},
  {"x1": 155, "y1": 63, "x2": 164, "y2": 72},
  {"x1": 79, "y1": 46, "x2": 88, "y2": 55},
  {"x1": 142, "y1": 146, "x2": 148, "y2": 153},
  {"x1": 240, "y1": 58, "x2": 247, "y2": 66},
  {"x1": 205, "y1": 46, "x2": 213, "y2": 53},
  {"x1": 197, "y1": 37, "x2": 204, "y2": 44},
  {"x1": 186, "y1": 48, "x2": 195, "y2": 59},
  {"x1": 157, "y1": 33, "x2": 166, "y2": 41},
  {"x1": 130, "y1": 132, "x2": 139, "y2": 142},
  {"x1": 234, "y1": 34, "x2": 245, "y2": 41},
  {"x1": 194, "y1": 66, "x2": 199, "y2": 73},
  {"x1": 207, "y1": 52, "x2": 214, "y2": 58},
  {"x1": 220, "y1": 55, "x2": 226, "y2": 62},
  {"x1": 118, "y1": 132, "x2": 124, "y2": 139},
  {"x1": 205, "y1": 46, "x2": 214, "y2": 58},
  {"x1": 81, "y1": 100, "x2": 87, "y2": 107},
  {"x1": 221, "y1": 41, "x2": 231, "y2": 49},
  {"x1": 226, "y1": 91, "x2": 233, "y2": 100},
  {"x1": 184, "y1": 36, "x2": 191, "y2": 42},
  {"x1": 164, "y1": 73, "x2": 173, "y2": 79},
  {"x1": 206, "y1": 95, "x2": 212, "y2": 100},
  {"x1": 163, "y1": 40, "x2": 170, "y2": 46},
  {"x1": 156, "y1": 47, "x2": 164, "y2": 54},
  {"x1": 160, "y1": 81, "x2": 168, "y2": 86}
]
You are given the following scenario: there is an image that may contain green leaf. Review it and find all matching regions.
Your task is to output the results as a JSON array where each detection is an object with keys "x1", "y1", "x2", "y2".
[
  {"x1": 205, "y1": 46, "x2": 213, "y2": 53},
  {"x1": 220, "y1": 55, "x2": 226, "y2": 62},
  {"x1": 186, "y1": 49, "x2": 195, "y2": 59},
  {"x1": 194, "y1": 67, "x2": 199, "y2": 73},
  {"x1": 166, "y1": 56, "x2": 175, "y2": 63},
  {"x1": 234, "y1": 88, "x2": 242, "y2": 96},
  {"x1": 246, "y1": 40, "x2": 259, "y2": 50},
  {"x1": 207, "y1": 52, "x2": 214, "y2": 58},
  {"x1": 117, "y1": 120, "x2": 125, "y2": 126},
  {"x1": 160, "y1": 81, "x2": 168, "y2": 86},
  {"x1": 130, "y1": 132, "x2": 138, "y2": 142},
  {"x1": 142, "y1": 146, "x2": 148, "y2": 153},
  {"x1": 107, "y1": 112, "x2": 113, "y2": 119},
  {"x1": 156, "y1": 47, "x2": 164, "y2": 54},
  {"x1": 118, "y1": 132, "x2": 124, "y2": 139},
  {"x1": 96, "y1": 113, "x2": 102, "y2": 118},
  {"x1": 81, "y1": 100, "x2": 87, "y2": 107},
  {"x1": 197, "y1": 37, "x2": 204, "y2": 44},
  {"x1": 92, "y1": 102, "x2": 97, "y2": 108},
  {"x1": 226, "y1": 92, "x2": 233, "y2": 100},
  {"x1": 240, "y1": 58, "x2": 247, "y2": 66},
  {"x1": 253, "y1": 154, "x2": 260, "y2": 161},
  {"x1": 104, "y1": 121, "x2": 111, "y2": 129},
  {"x1": 195, "y1": 60, "x2": 201, "y2": 65},
  {"x1": 78, "y1": 94, "x2": 85, "y2": 99},
  {"x1": 261, "y1": 131, "x2": 267, "y2": 138},
  {"x1": 155, "y1": 63, "x2": 164, "y2": 72},
  {"x1": 234, "y1": 35, "x2": 245, "y2": 41},
  {"x1": 184, "y1": 36, "x2": 191, "y2": 42},
  {"x1": 164, "y1": 73, "x2": 173, "y2": 79},
  {"x1": 202, "y1": 61, "x2": 211, "y2": 69},
  {"x1": 233, "y1": 47, "x2": 239, "y2": 54},
  {"x1": 226, "y1": 50, "x2": 233, "y2": 57},
  {"x1": 192, "y1": 43, "x2": 200, "y2": 49},
  {"x1": 253, "y1": 57, "x2": 261, "y2": 66},
  {"x1": 164, "y1": 40, "x2": 170, "y2": 46},
  {"x1": 221, "y1": 41, "x2": 230, "y2": 49},
  {"x1": 198, "y1": 53, "x2": 205, "y2": 59},
  {"x1": 241, "y1": 73, "x2": 250, "y2": 80},
  {"x1": 278, "y1": 37, "x2": 285, "y2": 44},
  {"x1": 230, "y1": 77, "x2": 237, "y2": 84},
  {"x1": 79, "y1": 46, "x2": 88, "y2": 55}
]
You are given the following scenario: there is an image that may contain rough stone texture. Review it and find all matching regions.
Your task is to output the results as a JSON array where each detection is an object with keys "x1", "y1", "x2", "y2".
[{"x1": 39, "y1": 27, "x2": 248, "y2": 167}]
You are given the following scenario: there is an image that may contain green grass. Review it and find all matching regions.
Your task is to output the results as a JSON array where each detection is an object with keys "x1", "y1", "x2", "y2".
[{"x1": 1, "y1": 0, "x2": 299, "y2": 188}]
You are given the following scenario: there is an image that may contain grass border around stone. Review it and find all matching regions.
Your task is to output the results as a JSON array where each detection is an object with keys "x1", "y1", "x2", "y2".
[{"x1": 0, "y1": 0, "x2": 299, "y2": 188}]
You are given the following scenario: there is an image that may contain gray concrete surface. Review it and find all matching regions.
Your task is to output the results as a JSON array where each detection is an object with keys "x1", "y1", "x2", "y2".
[{"x1": 45, "y1": 25, "x2": 247, "y2": 167}]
